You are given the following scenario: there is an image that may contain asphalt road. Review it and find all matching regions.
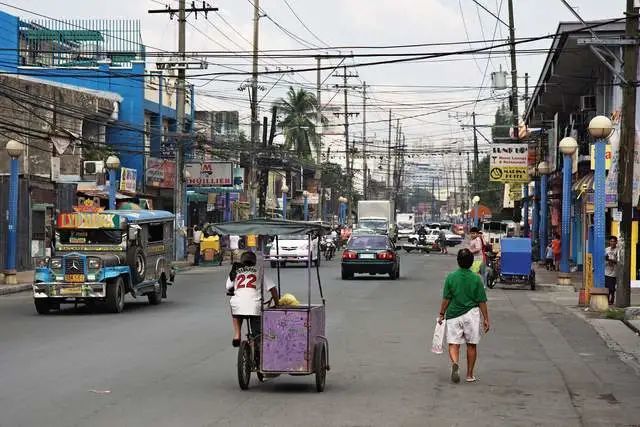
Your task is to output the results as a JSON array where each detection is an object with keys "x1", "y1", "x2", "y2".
[{"x1": 1, "y1": 252, "x2": 640, "y2": 426}]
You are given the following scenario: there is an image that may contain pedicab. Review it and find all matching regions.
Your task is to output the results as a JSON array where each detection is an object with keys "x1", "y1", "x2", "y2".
[
  {"x1": 206, "y1": 218, "x2": 330, "y2": 392},
  {"x1": 488, "y1": 237, "x2": 535, "y2": 290}
]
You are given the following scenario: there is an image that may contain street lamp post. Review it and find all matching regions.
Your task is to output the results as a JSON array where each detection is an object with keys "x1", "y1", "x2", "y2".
[
  {"x1": 558, "y1": 137, "x2": 578, "y2": 279},
  {"x1": 281, "y1": 182, "x2": 289, "y2": 220},
  {"x1": 530, "y1": 166, "x2": 540, "y2": 259},
  {"x1": 4, "y1": 140, "x2": 24, "y2": 285},
  {"x1": 588, "y1": 116, "x2": 614, "y2": 293},
  {"x1": 472, "y1": 195, "x2": 480, "y2": 227},
  {"x1": 303, "y1": 190, "x2": 309, "y2": 221},
  {"x1": 538, "y1": 161, "x2": 550, "y2": 263},
  {"x1": 105, "y1": 155, "x2": 121, "y2": 211}
]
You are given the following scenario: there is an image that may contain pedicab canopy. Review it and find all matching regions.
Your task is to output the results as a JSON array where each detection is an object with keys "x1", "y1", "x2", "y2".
[{"x1": 205, "y1": 218, "x2": 330, "y2": 237}]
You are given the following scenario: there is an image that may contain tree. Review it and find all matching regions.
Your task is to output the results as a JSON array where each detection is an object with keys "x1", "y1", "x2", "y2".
[
  {"x1": 275, "y1": 87, "x2": 326, "y2": 160},
  {"x1": 468, "y1": 155, "x2": 504, "y2": 213},
  {"x1": 492, "y1": 102, "x2": 512, "y2": 141}
]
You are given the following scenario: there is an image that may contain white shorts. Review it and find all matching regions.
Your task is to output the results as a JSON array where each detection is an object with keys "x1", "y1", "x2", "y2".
[{"x1": 446, "y1": 307, "x2": 482, "y2": 345}]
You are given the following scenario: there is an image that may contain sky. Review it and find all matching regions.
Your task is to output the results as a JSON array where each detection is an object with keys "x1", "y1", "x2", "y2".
[{"x1": 0, "y1": 0, "x2": 627, "y2": 187}]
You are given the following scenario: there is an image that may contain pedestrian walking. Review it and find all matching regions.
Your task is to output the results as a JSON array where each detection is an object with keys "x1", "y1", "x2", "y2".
[
  {"x1": 192, "y1": 225, "x2": 203, "y2": 266},
  {"x1": 468, "y1": 227, "x2": 487, "y2": 285},
  {"x1": 545, "y1": 243, "x2": 554, "y2": 271},
  {"x1": 439, "y1": 230, "x2": 448, "y2": 254},
  {"x1": 438, "y1": 248, "x2": 490, "y2": 383},
  {"x1": 551, "y1": 234, "x2": 561, "y2": 271},
  {"x1": 605, "y1": 236, "x2": 619, "y2": 305}
]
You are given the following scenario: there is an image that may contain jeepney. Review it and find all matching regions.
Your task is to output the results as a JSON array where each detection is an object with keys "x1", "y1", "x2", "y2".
[{"x1": 33, "y1": 210, "x2": 175, "y2": 314}]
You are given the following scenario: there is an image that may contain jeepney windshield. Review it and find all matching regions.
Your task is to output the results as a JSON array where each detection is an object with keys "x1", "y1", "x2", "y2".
[{"x1": 58, "y1": 229, "x2": 124, "y2": 245}]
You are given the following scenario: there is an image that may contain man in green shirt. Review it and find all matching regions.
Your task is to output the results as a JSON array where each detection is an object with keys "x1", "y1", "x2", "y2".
[{"x1": 438, "y1": 248, "x2": 490, "y2": 383}]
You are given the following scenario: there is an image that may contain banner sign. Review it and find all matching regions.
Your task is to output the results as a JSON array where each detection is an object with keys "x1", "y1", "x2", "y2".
[
  {"x1": 57, "y1": 213, "x2": 120, "y2": 229},
  {"x1": 146, "y1": 157, "x2": 176, "y2": 189},
  {"x1": 490, "y1": 143, "x2": 529, "y2": 183},
  {"x1": 185, "y1": 162, "x2": 233, "y2": 187},
  {"x1": 119, "y1": 167, "x2": 137, "y2": 193},
  {"x1": 185, "y1": 167, "x2": 244, "y2": 192}
]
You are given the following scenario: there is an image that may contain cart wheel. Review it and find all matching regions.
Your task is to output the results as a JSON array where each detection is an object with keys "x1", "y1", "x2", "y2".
[
  {"x1": 314, "y1": 342, "x2": 327, "y2": 392},
  {"x1": 237, "y1": 341, "x2": 252, "y2": 390},
  {"x1": 530, "y1": 277, "x2": 536, "y2": 290}
]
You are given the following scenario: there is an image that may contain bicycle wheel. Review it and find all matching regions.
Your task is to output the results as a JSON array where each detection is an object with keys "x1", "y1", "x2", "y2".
[{"x1": 237, "y1": 341, "x2": 252, "y2": 390}]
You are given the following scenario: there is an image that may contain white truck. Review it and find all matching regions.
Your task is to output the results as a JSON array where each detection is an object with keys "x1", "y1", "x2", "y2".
[
  {"x1": 357, "y1": 200, "x2": 397, "y2": 242},
  {"x1": 396, "y1": 213, "x2": 415, "y2": 240}
]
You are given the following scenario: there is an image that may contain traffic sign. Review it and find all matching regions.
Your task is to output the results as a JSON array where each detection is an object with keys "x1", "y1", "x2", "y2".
[{"x1": 490, "y1": 166, "x2": 528, "y2": 183}]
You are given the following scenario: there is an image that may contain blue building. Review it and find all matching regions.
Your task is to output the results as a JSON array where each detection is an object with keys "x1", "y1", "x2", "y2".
[{"x1": 0, "y1": 10, "x2": 194, "y2": 189}]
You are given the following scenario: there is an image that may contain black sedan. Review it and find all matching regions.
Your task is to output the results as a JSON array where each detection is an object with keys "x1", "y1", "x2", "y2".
[{"x1": 341, "y1": 234, "x2": 400, "y2": 280}]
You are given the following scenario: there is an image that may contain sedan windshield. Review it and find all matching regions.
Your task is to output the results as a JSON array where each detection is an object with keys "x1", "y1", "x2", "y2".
[{"x1": 348, "y1": 236, "x2": 389, "y2": 249}]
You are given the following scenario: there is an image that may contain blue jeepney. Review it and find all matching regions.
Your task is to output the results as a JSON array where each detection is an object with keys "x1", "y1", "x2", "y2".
[{"x1": 33, "y1": 210, "x2": 175, "y2": 314}]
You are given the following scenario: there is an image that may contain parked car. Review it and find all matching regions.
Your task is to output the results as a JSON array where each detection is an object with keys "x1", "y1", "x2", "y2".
[
  {"x1": 408, "y1": 229, "x2": 439, "y2": 245},
  {"x1": 341, "y1": 234, "x2": 400, "y2": 280},
  {"x1": 268, "y1": 234, "x2": 319, "y2": 267}
]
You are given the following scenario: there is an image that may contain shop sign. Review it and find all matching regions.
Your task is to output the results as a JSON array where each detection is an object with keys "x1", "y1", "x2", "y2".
[
  {"x1": 185, "y1": 162, "x2": 233, "y2": 187},
  {"x1": 145, "y1": 158, "x2": 176, "y2": 189},
  {"x1": 590, "y1": 144, "x2": 612, "y2": 170},
  {"x1": 73, "y1": 197, "x2": 103, "y2": 213},
  {"x1": 119, "y1": 167, "x2": 137, "y2": 193},
  {"x1": 185, "y1": 167, "x2": 244, "y2": 192},
  {"x1": 57, "y1": 213, "x2": 120, "y2": 229},
  {"x1": 490, "y1": 144, "x2": 529, "y2": 183}
]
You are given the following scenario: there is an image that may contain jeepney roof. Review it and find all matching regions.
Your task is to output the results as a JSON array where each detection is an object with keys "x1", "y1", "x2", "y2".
[{"x1": 103, "y1": 210, "x2": 175, "y2": 223}]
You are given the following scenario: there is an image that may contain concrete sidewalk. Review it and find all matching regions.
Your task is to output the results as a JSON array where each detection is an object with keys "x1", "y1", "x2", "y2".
[{"x1": 0, "y1": 271, "x2": 34, "y2": 296}]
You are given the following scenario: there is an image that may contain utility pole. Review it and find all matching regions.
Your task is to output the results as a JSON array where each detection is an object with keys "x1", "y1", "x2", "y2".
[
  {"x1": 507, "y1": 0, "x2": 519, "y2": 140},
  {"x1": 149, "y1": 0, "x2": 217, "y2": 260},
  {"x1": 249, "y1": 0, "x2": 260, "y2": 218},
  {"x1": 316, "y1": 56, "x2": 323, "y2": 220},
  {"x1": 362, "y1": 81, "x2": 368, "y2": 200},
  {"x1": 387, "y1": 110, "x2": 392, "y2": 195},
  {"x1": 617, "y1": 0, "x2": 639, "y2": 307},
  {"x1": 431, "y1": 177, "x2": 436, "y2": 221},
  {"x1": 472, "y1": 112, "x2": 479, "y2": 194},
  {"x1": 333, "y1": 67, "x2": 359, "y2": 224}
]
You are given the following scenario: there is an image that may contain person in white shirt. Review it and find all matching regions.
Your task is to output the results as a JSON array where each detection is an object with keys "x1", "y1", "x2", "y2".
[
  {"x1": 605, "y1": 236, "x2": 619, "y2": 305},
  {"x1": 229, "y1": 234, "x2": 241, "y2": 262},
  {"x1": 226, "y1": 251, "x2": 279, "y2": 347},
  {"x1": 192, "y1": 225, "x2": 203, "y2": 266}
]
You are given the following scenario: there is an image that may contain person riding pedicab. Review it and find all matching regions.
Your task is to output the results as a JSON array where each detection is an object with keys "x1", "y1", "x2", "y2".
[{"x1": 226, "y1": 251, "x2": 279, "y2": 348}]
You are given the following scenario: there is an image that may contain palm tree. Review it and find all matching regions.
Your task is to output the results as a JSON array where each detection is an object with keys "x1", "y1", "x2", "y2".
[{"x1": 275, "y1": 87, "x2": 326, "y2": 159}]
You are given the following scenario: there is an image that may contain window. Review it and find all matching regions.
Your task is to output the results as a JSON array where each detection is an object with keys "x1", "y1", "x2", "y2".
[
  {"x1": 347, "y1": 236, "x2": 389, "y2": 249},
  {"x1": 58, "y1": 230, "x2": 123, "y2": 244},
  {"x1": 148, "y1": 224, "x2": 164, "y2": 243}
]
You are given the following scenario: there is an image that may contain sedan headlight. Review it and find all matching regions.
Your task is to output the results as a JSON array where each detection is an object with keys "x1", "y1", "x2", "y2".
[
  {"x1": 49, "y1": 257, "x2": 63, "y2": 270},
  {"x1": 87, "y1": 257, "x2": 102, "y2": 270}
]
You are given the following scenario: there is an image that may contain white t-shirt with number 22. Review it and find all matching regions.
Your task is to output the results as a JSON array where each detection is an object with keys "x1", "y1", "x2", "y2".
[{"x1": 226, "y1": 264, "x2": 276, "y2": 316}]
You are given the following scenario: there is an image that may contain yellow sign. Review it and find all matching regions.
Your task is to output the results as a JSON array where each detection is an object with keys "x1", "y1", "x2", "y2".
[
  {"x1": 64, "y1": 274, "x2": 85, "y2": 283},
  {"x1": 57, "y1": 213, "x2": 120, "y2": 229},
  {"x1": 590, "y1": 144, "x2": 612, "y2": 170},
  {"x1": 509, "y1": 186, "x2": 522, "y2": 201},
  {"x1": 490, "y1": 166, "x2": 529, "y2": 183},
  {"x1": 246, "y1": 234, "x2": 257, "y2": 247}
]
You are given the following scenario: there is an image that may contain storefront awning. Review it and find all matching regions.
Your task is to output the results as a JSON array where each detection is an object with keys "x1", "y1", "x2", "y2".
[{"x1": 572, "y1": 173, "x2": 594, "y2": 192}]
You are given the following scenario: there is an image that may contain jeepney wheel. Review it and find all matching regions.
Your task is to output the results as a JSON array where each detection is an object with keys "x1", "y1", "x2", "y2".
[
  {"x1": 237, "y1": 341, "x2": 252, "y2": 390},
  {"x1": 34, "y1": 299, "x2": 52, "y2": 315},
  {"x1": 314, "y1": 342, "x2": 327, "y2": 392},
  {"x1": 105, "y1": 277, "x2": 125, "y2": 313},
  {"x1": 127, "y1": 246, "x2": 146, "y2": 285},
  {"x1": 147, "y1": 276, "x2": 164, "y2": 305}
]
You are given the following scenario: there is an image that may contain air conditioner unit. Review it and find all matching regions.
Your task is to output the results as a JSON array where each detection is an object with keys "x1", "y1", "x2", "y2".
[
  {"x1": 83, "y1": 160, "x2": 105, "y2": 176},
  {"x1": 580, "y1": 95, "x2": 596, "y2": 111}
]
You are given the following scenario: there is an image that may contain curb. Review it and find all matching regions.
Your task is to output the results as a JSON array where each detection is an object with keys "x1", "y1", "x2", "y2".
[
  {"x1": 623, "y1": 319, "x2": 640, "y2": 335},
  {"x1": 536, "y1": 283, "x2": 576, "y2": 292},
  {"x1": 0, "y1": 283, "x2": 32, "y2": 296}
]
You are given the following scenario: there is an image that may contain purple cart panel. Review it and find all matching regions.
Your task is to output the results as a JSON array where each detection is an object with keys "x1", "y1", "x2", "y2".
[{"x1": 261, "y1": 305, "x2": 325, "y2": 373}]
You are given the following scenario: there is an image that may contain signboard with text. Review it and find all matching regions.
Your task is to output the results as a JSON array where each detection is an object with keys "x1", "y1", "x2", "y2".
[
  {"x1": 146, "y1": 157, "x2": 176, "y2": 189},
  {"x1": 185, "y1": 162, "x2": 233, "y2": 187},
  {"x1": 490, "y1": 143, "x2": 529, "y2": 183},
  {"x1": 119, "y1": 167, "x2": 137, "y2": 193}
]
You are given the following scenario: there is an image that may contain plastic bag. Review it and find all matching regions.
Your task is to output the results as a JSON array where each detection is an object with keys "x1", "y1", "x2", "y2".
[
  {"x1": 431, "y1": 318, "x2": 446, "y2": 354},
  {"x1": 470, "y1": 260, "x2": 482, "y2": 274}
]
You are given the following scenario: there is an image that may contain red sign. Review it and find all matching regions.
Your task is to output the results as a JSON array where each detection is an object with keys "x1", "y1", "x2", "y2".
[{"x1": 145, "y1": 158, "x2": 176, "y2": 189}]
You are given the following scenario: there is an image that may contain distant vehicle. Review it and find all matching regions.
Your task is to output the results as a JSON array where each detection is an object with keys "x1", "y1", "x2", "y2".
[
  {"x1": 427, "y1": 222, "x2": 440, "y2": 230},
  {"x1": 357, "y1": 200, "x2": 397, "y2": 242},
  {"x1": 408, "y1": 229, "x2": 440, "y2": 245},
  {"x1": 341, "y1": 234, "x2": 400, "y2": 280},
  {"x1": 481, "y1": 220, "x2": 516, "y2": 251},
  {"x1": 452, "y1": 224, "x2": 465, "y2": 236},
  {"x1": 396, "y1": 213, "x2": 415, "y2": 240},
  {"x1": 268, "y1": 234, "x2": 319, "y2": 267}
]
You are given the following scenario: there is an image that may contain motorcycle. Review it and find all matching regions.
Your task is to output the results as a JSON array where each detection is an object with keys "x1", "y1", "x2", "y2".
[
  {"x1": 322, "y1": 236, "x2": 337, "y2": 260},
  {"x1": 485, "y1": 251, "x2": 500, "y2": 289}
]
